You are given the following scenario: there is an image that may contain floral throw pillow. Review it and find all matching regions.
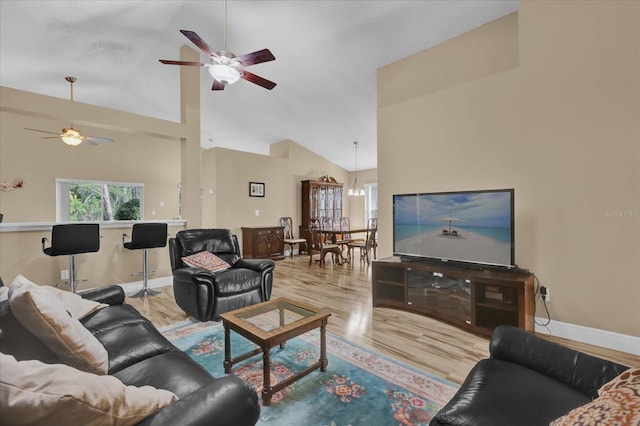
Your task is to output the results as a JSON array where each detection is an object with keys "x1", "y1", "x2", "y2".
[
  {"x1": 182, "y1": 251, "x2": 231, "y2": 272},
  {"x1": 550, "y1": 367, "x2": 640, "y2": 426}
]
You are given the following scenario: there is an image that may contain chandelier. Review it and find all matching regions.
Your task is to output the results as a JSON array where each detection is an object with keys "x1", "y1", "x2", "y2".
[{"x1": 348, "y1": 141, "x2": 365, "y2": 196}]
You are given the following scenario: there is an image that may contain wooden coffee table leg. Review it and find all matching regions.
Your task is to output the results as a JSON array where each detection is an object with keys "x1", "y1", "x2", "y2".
[
  {"x1": 262, "y1": 345, "x2": 272, "y2": 405},
  {"x1": 320, "y1": 320, "x2": 328, "y2": 371},
  {"x1": 279, "y1": 307, "x2": 286, "y2": 349},
  {"x1": 223, "y1": 322, "x2": 232, "y2": 374}
]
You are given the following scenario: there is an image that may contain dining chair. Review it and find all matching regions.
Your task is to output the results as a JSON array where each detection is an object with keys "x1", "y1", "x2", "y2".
[
  {"x1": 279, "y1": 216, "x2": 306, "y2": 257},
  {"x1": 348, "y1": 218, "x2": 378, "y2": 264},
  {"x1": 307, "y1": 219, "x2": 342, "y2": 267},
  {"x1": 335, "y1": 216, "x2": 352, "y2": 254}
]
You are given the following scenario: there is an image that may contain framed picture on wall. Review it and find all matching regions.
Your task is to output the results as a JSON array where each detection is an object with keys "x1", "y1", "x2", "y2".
[{"x1": 249, "y1": 182, "x2": 265, "y2": 197}]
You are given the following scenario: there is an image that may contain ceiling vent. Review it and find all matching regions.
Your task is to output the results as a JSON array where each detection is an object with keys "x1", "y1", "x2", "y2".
[{"x1": 97, "y1": 40, "x2": 129, "y2": 53}]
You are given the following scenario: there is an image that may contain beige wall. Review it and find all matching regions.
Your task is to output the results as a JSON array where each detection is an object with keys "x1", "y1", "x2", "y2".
[
  {"x1": 345, "y1": 168, "x2": 377, "y2": 229},
  {"x1": 202, "y1": 140, "x2": 354, "y2": 245},
  {"x1": 378, "y1": 2, "x2": 639, "y2": 336},
  {"x1": 0, "y1": 86, "x2": 188, "y2": 287},
  {"x1": 0, "y1": 82, "x2": 373, "y2": 287}
]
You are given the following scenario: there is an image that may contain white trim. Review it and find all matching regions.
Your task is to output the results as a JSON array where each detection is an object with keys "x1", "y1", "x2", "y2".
[
  {"x1": 535, "y1": 317, "x2": 640, "y2": 356},
  {"x1": 55, "y1": 177, "x2": 146, "y2": 187},
  {"x1": 0, "y1": 219, "x2": 186, "y2": 232}
]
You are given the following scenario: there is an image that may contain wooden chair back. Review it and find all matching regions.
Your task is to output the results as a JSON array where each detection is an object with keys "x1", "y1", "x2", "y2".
[{"x1": 279, "y1": 216, "x2": 295, "y2": 239}]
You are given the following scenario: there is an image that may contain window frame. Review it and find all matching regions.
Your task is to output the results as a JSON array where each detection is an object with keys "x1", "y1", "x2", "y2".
[
  {"x1": 365, "y1": 182, "x2": 378, "y2": 221},
  {"x1": 56, "y1": 178, "x2": 145, "y2": 222}
]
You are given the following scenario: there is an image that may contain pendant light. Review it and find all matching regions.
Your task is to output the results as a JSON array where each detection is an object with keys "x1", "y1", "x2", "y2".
[{"x1": 348, "y1": 141, "x2": 365, "y2": 197}]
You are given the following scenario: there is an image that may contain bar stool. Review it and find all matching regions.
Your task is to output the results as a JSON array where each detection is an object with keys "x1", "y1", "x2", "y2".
[
  {"x1": 123, "y1": 223, "x2": 168, "y2": 298},
  {"x1": 42, "y1": 223, "x2": 100, "y2": 293}
]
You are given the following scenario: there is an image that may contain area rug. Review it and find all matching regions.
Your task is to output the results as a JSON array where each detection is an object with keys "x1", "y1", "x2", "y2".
[{"x1": 161, "y1": 320, "x2": 459, "y2": 426}]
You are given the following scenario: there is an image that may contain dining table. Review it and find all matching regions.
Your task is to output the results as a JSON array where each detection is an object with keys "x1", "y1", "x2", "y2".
[
  {"x1": 320, "y1": 228, "x2": 369, "y2": 264},
  {"x1": 321, "y1": 228, "x2": 368, "y2": 244}
]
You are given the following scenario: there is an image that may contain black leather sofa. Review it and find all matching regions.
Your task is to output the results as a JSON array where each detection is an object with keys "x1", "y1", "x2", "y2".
[
  {"x1": 169, "y1": 228, "x2": 275, "y2": 321},
  {"x1": 0, "y1": 285, "x2": 260, "y2": 426},
  {"x1": 430, "y1": 325, "x2": 630, "y2": 426}
]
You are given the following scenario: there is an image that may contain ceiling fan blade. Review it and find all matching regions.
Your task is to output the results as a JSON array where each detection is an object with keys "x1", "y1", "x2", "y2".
[
  {"x1": 84, "y1": 136, "x2": 114, "y2": 144},
  {"x1": 241, "y1": 71, "x2": 277, "y2": 90},
  {"x1": 235, "y1": 49, "x2": 276, "y2": 67},
  {"x1": 179, "y1": 30, "x2": 219, "y2": 58},
  {"x1": 159, "y1": 60, "x2": 207, "y2": 67},
  {"x1": 212, "y1": 80, "x2": 225, "y2": 91},
  {"x1": 24, "y1": 127, "x2": 60, "y2": 136}
]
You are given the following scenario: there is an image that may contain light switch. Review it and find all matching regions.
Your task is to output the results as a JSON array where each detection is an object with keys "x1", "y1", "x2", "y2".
[
  {"x1": 159, "y1": 201, "x2": 165, "y2": 207},
  {"x1": 255, "y1": 210, "x2": 260, "y2": 216}
]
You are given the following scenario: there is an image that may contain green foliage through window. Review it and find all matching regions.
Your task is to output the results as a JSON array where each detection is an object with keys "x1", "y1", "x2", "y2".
[
  {"x1": 115, "y1": 198, "x2": 140, "y2": 220},
  {"x1": 62, "y1": 181, "x2": 143, "y2": 221}
]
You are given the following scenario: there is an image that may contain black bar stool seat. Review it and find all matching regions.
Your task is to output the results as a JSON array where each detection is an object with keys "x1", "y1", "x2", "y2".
[
  {"x1": 123, "y1": 223, "x2": 168, "y2": 298},
  {"x1": 42, "y1": 223, "x2": 100, "y2": 293}
]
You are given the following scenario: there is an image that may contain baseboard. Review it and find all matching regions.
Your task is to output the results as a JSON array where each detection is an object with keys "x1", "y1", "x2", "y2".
[
  {"x1": 118, "y1": 276, "x2": 173, "y2": 293},
  {"x1": 535, "y1": 317, "x2": 640, "y2": 356}
]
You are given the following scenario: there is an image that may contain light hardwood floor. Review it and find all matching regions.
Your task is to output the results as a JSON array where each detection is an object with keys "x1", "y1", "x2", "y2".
[{"x1": 127, "y1": 253, "x2": 639, "y2": 384}]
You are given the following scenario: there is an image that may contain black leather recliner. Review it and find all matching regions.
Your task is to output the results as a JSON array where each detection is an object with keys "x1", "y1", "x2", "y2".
[
  {"x1": 169, "y1": 229, "x2": 275, "y2": 321},
  {"x1": 429, "y1": 325, "x2": 629, "y2": 426}
]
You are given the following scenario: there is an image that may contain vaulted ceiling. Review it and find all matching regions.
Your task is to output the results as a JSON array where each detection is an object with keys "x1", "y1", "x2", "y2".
[{"x1": 0, "y1": 0, "x2": 518, "y2": 171}]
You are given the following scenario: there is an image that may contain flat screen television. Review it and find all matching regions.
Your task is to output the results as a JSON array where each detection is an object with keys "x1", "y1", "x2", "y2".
[{"x1": 393, "y1": 189, "x2": 515, "y2": 268}]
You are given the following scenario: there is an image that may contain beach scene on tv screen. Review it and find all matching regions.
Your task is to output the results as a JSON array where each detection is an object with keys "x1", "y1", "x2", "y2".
[{"x1": 394, "y1": 191, "x2": 513, "y2": 266}]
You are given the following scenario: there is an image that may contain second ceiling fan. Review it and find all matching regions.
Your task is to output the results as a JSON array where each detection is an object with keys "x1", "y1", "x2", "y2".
[{"x1": 159, "y1": 1, "x2": 276, "y2": 90}]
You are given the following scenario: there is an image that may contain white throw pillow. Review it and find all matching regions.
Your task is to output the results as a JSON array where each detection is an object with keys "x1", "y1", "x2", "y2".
[
  {"x1": 8, "y1": 276, "x2": 109, "y2": 374},
  {"x1": 11, "y1": 274, "x2": 107, "y2": 319},
  {"x1": 0, "y1": 353, "x2": 178, "y2": 426}
]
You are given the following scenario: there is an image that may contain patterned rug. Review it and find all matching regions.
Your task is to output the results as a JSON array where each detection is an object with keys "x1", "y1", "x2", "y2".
[{"x1": 161, "y1": 320, "x2": 459, "y2": 426}]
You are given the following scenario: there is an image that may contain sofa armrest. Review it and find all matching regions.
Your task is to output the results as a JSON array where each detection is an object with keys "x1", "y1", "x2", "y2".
[
  {"x1": 79, "y1": 285, "x2": 125, "y2": 305},
  {"x1": 174, "y1": 267, "x2": 213, "y2": 283},
  {"x1": 136, "y1": 377, "x2": 260, "y2": 426},
  {"x1": 489, "y1": 325, "x2": 629, "y2": 398},
  {"x1": 233, "y1": 258, "x2": 275, "y2": 273}
]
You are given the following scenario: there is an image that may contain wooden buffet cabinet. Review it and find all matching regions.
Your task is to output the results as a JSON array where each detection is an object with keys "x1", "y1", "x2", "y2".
[
  {"x1": 372, "y1": 256, "x2": 535, "y2": 336},
  {"x1": 299, "y1": 179, "x2": 344, "y2": 241},
  {"x1": 241, "y1": 227, "x2": 285, "y2": 261}
]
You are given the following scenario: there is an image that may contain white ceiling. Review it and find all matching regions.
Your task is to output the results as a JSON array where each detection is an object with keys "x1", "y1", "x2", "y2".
[{"x1": 0, "y1": 0, "x2": 518, "y2": 171}]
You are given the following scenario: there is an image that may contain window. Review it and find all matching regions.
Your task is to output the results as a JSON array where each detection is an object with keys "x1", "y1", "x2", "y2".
[
  {"x1": 56, "y1": 179, "x2": 144, "y2": 222},
  {"x1": 365, "y1": 183, "x2": 378, "y2": 221}
]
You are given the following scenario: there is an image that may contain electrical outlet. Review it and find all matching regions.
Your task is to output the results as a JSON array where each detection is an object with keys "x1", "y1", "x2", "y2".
[
  {"x1": 540, "y1": 286, "x2": 550, "y2": 302},
  {"x1": 60, "y1": 269, "x2": 69, "y2": 280}
]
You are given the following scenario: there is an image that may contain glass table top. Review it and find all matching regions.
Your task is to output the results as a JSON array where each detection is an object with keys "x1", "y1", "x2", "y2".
[{"x1": 229, "y1": 298, "x2": 321, "y2": 333}]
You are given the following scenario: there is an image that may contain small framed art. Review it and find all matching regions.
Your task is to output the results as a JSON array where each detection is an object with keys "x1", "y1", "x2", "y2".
[{"x1": 249, "y1": 182, "x2": 265, "y2": 197}]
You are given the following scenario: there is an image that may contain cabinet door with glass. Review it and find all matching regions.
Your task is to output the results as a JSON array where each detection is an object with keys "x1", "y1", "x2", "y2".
[{"x1": 301, "y1": 179, "x2": 343, "y2": 240}]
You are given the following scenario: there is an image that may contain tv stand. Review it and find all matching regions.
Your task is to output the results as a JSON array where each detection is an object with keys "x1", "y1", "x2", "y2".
[{"x1": 372, "y1": 256, "x2": 535, "y2": 336}]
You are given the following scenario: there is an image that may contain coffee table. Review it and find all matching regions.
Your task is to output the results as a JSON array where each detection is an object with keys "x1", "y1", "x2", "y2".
[{"x1": 219, "y1": 297, "x2": 332, "y2": 405}]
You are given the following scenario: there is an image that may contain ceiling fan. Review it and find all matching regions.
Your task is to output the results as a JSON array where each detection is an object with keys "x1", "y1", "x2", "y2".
[
  {"x1": 159, "y1": 0, "x2": 276, "y2": 90},
  {"x1": 24, "y1": 77, "x2": 114, "y2": 146}
]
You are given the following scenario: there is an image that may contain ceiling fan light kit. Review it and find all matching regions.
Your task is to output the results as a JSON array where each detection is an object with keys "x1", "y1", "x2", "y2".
[
  {"x1": 24, "y1": 77, "x2": 114, "y2": 147},
  {"x1": 60, "y1": 128, "x2": 83, "y2": 146},
  {"x1": 209, "y1": 63, "x2": 241, "y2": 86},
  {"x1": 159, "y1": 0, "x2": 276, "y2": 91}
]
